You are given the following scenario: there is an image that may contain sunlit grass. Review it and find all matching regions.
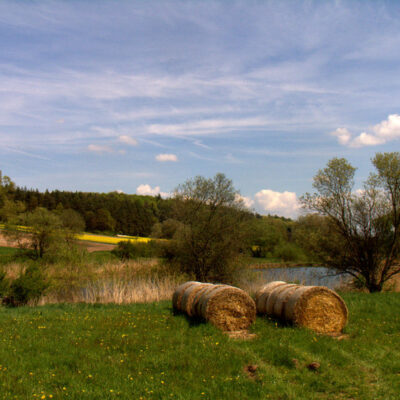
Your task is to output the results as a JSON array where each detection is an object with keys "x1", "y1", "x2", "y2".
[{"x1": 0, "y1": 293, "x2": 399, "y2": 399}]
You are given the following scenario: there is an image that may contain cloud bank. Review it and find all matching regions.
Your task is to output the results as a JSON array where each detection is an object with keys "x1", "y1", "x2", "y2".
[
  {"x1": 136, "y1": 184, "x2": 169, "y2": 198},
  {"x1": 331, "y1": 114, "x2": 400, "y2": 148},
  {"x1": 254, "y1": 189, "x2": 300, "y2": 218}
]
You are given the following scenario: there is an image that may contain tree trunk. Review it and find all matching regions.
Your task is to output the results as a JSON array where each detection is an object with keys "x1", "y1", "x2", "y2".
[{"x1": 367, "y1": 281, "x2": 383, "y2": 293}]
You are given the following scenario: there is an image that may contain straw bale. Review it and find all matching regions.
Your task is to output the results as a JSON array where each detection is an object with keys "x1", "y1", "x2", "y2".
[
  {"x1": 255, "y1": 281, "x2": 287, "y2": 314},
  {"x1": 255, "y1": 281, "x2": 348, "y2": 334},
  {"x1": 265, "y1": 283, "x2": 298, "y2": 317},
  {"x1": 172, "y1": 281, "x2": 200, "y2": 311},
  {"x1": 197, "y1": 285, "x2": 256, "y2": 331},
  {"x1": 191, "y1": 284, "x2": 224, "y2": 317},
  {"x1": 272, "y1": 284, "x2": 300, "y2": 318},
  {"x1": 284, "y1": 285, "x2": 348, "y2": 334},
  {"x1": 179, "y1": 282, "x2": 210, "y2": 316}
]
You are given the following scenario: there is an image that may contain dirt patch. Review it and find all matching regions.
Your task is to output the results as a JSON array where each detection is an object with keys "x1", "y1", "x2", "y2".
[
  {"x1": 225, "y1": 330, "x2": 257, "y2": 340},
  {"x1": 76, "y1": 241, "x2": 116, "y2": 253},
  {"x1": 243, "y1": 364, "x2": 258, "y2": 380}
]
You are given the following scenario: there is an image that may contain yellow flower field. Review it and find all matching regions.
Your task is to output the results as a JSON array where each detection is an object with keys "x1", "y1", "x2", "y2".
[
  {"x1": 76, "y1": 233, "x2": 151, "y2": 244},
  {"x1": 0, "y1": 224, "x2": 151, "y2": 245}
]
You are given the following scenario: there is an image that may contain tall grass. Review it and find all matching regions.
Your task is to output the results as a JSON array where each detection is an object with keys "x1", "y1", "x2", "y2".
[{"x1": 2, "y1": 258, "x2": 185, "y2": 306}]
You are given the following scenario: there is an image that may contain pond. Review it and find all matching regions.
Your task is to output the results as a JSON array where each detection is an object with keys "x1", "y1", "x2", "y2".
[{"x1": 258, "y1": 266, "x2": 351, "y2": 290}]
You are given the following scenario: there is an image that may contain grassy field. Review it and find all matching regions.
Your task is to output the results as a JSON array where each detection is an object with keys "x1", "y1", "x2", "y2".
[
  {"x1": 0, "y1": 246, "x2": 19, "y2": 265},
  {"x1": 0, "y1": 293, "x2": 399, "y2": 399}
]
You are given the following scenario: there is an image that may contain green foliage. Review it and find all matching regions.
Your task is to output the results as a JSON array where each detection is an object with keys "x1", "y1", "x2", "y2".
[
  {"x1": 13, "y1": 187, "x2": 166, "y2": 236},
  {"x1": 0, "y1": 268, "x2": 9, "y2": 298},
  {"x1": 301, "y1": 152, "x2": 400, "y2": 292},
  {"x1": 273, "y1": 242, "x2": 305, "y2": 262},
  {"x1": 248, "y1": 216, "x2": 291, "y2": 258},
  {"x1": 112, "y1": 240, "x2": 159, "y2": 260},
  {"x1": 151, "y1": 218, "x2": 183, "y2": 239},
  {"x1": 7, "y1": 264, "x2": 48, "y2": 306},
  {"x1": 169, "y1": 173, "x2": 252, "y2": 282},
  {"x1": 5, "y1": 207, "x2": 63, "y2": 259}
]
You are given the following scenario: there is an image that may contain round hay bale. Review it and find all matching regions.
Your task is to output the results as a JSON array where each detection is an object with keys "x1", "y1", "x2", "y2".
[
  {"x1": 265, "y1": 283, "x2": 298, "y2": 317},
  {"x1": 172, "y1": 281, "x2": 201, "y2": 311},
  {"x1": 180, "y1": 283, "x2": 211, "y2": 317},
  {"x1": 272, "y1": 284, "x2": 301, "y2": 318},
  {"x1": 284, "y1": 285, "x2": 348, "y2": 334},
  {"x1": 191, "y1": 284, "x2": 225, "y2": 318},
  {"x1": 196, "y1": 285, "x2": 256, "y2": 331},
  {"x1": 255, "y1": 281, "x2": 287, "y2": 314}
]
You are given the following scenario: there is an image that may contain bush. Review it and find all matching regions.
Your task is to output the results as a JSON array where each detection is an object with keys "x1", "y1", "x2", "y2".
[
  {"x1": 112, "y1": 240, "x2": 159, "y2": 260},
  {"x1": 7, "y1": 264, "x2": 48, "y2": 306},
  {"x1": 0, "y1": 269, "x2": 9, "y2": 298},
  {"x1": 273, "y1": 242, "x2": 304, "y2": 262}
]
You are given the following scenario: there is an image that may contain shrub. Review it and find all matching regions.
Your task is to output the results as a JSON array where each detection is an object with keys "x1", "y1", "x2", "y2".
[
  {"x1": 8, "y1": 264, "x2": 48, "y2": 306},
  {"x1": 112, "y1": 240, "x2": 159, "y2": 260},
  {"x1": 0, "y1": 269, "x2": 9, "y2": 298},
  {"x1": 273, "y1": 242, "x2": 304, "y2": 262}
]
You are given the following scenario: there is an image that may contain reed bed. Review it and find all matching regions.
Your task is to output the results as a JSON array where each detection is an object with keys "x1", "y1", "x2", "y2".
[{"x1": 2, "y1": 259, "x2": 184, "y2": 305}]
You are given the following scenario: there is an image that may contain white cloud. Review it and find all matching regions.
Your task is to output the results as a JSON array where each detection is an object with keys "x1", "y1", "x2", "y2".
[
  {"x1": 254, "y1": 189, "x2": 300, "y2": 218},
  {"x1": 136, "y1": 184, "x2": 170, "y2": 198},
  {"x1": 87, "y1": 144, "x2": 114, "y2": 154},
  {"x1": 332, "y1": 114, "x2": 400, "y2": 148},
  {"x1": 330, "y1": 127, "x2": 351, "y2": 145},
  {"x1": 147, "y1": 117, "x2": 271, "y2": 136},
  {"x1": 235, "y1": 193, "x2": 254, "y2": 209},
  {"x1": 118, "y1": 135, "x2": 138, "y2": 146},
  {"x1": 155, "y1": 153, "x2": 178, "y2": 162}
]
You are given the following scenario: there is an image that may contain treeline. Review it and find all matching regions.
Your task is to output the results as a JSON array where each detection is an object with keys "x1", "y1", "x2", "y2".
[
  {"x1": 11, "y1": 187, "x2": 174, "y2": 236},
  {"x1": 1, "y1": 172, "x2": 308, "y2": 262}
]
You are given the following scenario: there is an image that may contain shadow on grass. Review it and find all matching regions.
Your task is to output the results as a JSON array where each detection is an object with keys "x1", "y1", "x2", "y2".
[{"x1": 171, "y1": 307, "x2": 205, "y2": 327}]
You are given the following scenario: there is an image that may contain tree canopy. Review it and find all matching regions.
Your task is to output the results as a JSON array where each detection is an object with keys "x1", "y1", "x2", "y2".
[
  {"x1": 301, "y1": 152, "x2": 400, "y2": 292},
  {"x1": 168, "y1": 173, "x2": 252, "y2": 282}
]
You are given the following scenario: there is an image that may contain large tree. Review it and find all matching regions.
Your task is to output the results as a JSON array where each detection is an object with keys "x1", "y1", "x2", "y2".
[
  {"x1": 301, "y1": 153, "x2": 400, "y2": 292},
  {"x1": 169, "y1": 173, "x2": 251, "y2": 282}
]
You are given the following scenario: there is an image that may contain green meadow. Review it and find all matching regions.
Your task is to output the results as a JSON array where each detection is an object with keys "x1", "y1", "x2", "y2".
[{"x1": 0, "y1": 292, "x2": 399, "y2": 400}]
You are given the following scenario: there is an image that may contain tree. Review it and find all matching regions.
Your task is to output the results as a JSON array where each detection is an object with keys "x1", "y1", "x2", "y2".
[
  {"x1": 169, "y1": 173, "x2": 251, "y2": 282},
  {"x1": 301, "y1": 153, "x2": 400, "y2": 292},
  {"x1": 5, "y1": 208, "x2": 63, "y2": 259}
]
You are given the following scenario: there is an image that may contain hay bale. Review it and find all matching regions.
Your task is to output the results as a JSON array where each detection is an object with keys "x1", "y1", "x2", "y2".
[
  {"x1": 196, "y1": 285, "x2": 256, "y2": 331},
  {"x1": 191, "y1": 284, "x2": 225, "y2": 317},
  {"x1": 284, "y1": 285, "x2": 348, "y2": 334},
  {"x1": 256, "y1": 281, "x2": 348, "y2": 334},
  {"x1": 172, "y1": 281, "x2": 201, "y2": 311},
  {"x1": 255, "y1": 281, "x2": 287, "y2": 314},
  {"x1": 266, "y1": 283, "x2": 298, "y2": 317},
  {"x1": 272, "y1": 284, "x2": 300, "y2": 318},
  {"x1": 179, "y1": 282, "x2": 211, "y2": 316}
]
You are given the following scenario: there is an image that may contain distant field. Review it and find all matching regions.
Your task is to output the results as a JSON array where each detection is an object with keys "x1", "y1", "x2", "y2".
[
  {"x1": 0, "y1": 227, "x2": 152, "y2": 254},
  {"x1": 0, "y1": 293, "x2": 399, "y2": 399},
  {"x1": 76, "y1": 233, "x2": 151, "y2": 245}
]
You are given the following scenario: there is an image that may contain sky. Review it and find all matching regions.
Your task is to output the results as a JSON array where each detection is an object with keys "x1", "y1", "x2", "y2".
[{"x1": 1, "y1": 0, "x2": 400, "y2": 218}]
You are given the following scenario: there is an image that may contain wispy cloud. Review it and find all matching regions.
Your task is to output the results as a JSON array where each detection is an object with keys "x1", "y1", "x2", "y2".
[
  {"x1": 87, "y1": 144, "x2": 114, "y2": 154},
  {"x1": 155, "y1": 153, "x2": 178, "y2": 162},
  {"x1": 147, "y1": 117, "x2": 271, "y2": 136},
  {"x1": 118, "y1": 135, "x2": 138, "y2": 146}
]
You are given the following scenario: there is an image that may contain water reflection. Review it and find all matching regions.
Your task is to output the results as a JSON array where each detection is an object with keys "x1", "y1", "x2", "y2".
[{"x1": 259, "y1": 266, "x2": 350, "y2": 290}]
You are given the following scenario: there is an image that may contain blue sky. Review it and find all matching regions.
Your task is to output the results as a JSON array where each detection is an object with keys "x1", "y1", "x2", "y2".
[{"x1": 1, "y1": 0, "x2": 400, "y2": 217}]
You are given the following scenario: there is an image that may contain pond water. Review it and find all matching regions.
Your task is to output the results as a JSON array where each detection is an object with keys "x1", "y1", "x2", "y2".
[{"x1": 258, "y1": 266, "x2": 351, "y2": 290}]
